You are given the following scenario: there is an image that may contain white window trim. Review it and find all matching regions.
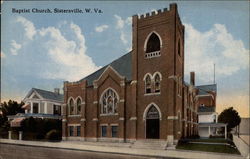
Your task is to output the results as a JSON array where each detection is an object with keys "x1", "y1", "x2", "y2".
[
  {"x1": 100, "y1": 113, "x2": 118, "y2": 116},
  {"x1": 144, "y1": 92, "x2": 161, "y2": 96}
]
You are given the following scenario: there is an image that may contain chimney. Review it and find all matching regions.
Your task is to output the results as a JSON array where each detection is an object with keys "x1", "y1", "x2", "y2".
[
  {"x1": 54, "y1": 88, "x2": 60, "y2": 95},
  {"x1": 190, "y1": 72, "x2": 195, "y2": 86}
]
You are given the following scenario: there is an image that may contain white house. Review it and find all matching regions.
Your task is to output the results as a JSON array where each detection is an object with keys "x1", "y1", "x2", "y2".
[
  {"x1": 8, "y1": 88, "x2": 64, "y2": 127},
  {"x1": 198, "y1": 106, "x2": 227, "y2": 138},
  {"x1": 22, "y1": 88, "x2": 63, "y2": 115}
]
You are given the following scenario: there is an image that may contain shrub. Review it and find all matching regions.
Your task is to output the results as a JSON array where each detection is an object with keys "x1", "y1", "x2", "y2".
[
  {"x1": 45, "y1": 129, "x2": 61, "y2": 141},
  {"x1": 228, "y1": 133, "x2": 233, "y2": 140},
  {"x1": 21, "y1": 117, "x2": 62, "y2": 141},
  {"x1": 178, "y1": 139, "x2": 189, "y2": 144}
]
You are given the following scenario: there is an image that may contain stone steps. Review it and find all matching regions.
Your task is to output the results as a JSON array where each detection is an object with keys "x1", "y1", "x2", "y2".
[{"x1": 131, "y1": 140, "x2": 167, "y2": 150}]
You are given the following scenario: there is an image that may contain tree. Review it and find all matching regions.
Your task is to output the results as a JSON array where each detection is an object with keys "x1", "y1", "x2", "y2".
[
  {"x1": 218, "y1": 107, "x2": 241, "y2": 132},
  {"x1": 0, "y1": 100, "x2": 24, "y2": 137},
  {"x1": 1, "y1": 100, "x2": 24, "y2": 117}
]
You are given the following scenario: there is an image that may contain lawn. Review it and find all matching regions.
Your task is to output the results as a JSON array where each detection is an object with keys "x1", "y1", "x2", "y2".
[
  {"x1": 176, "y1": 139, "x2": 240, "y2": 154},
  {"x1": 188, "y1": 138, "x2": 231, "y2": 143}
]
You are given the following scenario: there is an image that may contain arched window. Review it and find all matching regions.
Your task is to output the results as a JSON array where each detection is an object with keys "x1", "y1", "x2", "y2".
[
  {"x1": 154, "y1": 74, "x2": 161, "y2": 93},
  {"x1": 69, "y1": 98, "x2": 74, "y2": 115},
  {"x1": 146, "y1": 33, "x2": 161, "y2": 53},
  {"x1": 76, "y1": 98, "x2": 81, "y2": 114},
  {"x1": 145, "y1": 75, "x2": 152, "y2": 93},
  {"x1": 143, "y1": 103, "x2": 162, "y2": 121},
  {"x1": 100, "y1": 88, "x2": 119, "y2": 115},
  {"x1": 146, "y1": 105, "x2": 160, "y2": 119}
]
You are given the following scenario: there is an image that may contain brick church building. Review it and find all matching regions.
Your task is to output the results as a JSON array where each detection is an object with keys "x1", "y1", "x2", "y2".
[{"x1": 62, "y1": 3, "x2": 204, "y2": 146}]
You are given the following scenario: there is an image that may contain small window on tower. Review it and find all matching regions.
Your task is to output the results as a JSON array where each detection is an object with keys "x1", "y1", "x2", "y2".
[
  {"x1": 154, "y1": 74, "x2": 161, "y2": 93},
  {"x1": 178, "y1": 40, "x2": 181, "y2": 56},
  {"x1": 145, "y1": 75, "x2": 152, "y2": 93}
]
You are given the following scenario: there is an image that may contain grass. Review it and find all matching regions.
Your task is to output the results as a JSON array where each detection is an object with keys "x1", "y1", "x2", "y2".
[
  {"x1": 188, "y1": 138, "x2": 230, "y2": 143},
  {"x1": 176, "y1": 139, "x2": 240, "y2": 154},
  {"x1": 176, "y1": 143, "x2": 240, "y2": 154}
]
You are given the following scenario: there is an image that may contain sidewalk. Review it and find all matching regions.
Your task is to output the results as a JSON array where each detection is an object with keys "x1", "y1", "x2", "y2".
[{"x1": 0, "y1": 139, "x2": 244, "y2": 159}]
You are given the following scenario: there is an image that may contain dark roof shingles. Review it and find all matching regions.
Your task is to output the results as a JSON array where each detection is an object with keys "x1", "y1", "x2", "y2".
[
  {"x1": 79, "y1": 52, "x2": 132, "y2": 85},
  {"x1": 33, "y1": 88, "x2": 63, "y2": 102},
  {"x1": 196, "y1": 84, "x2": 217, "y2": 95}
]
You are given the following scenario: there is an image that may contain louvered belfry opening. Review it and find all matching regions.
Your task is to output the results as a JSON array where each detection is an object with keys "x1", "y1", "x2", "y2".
[{"x1": 146, "y1": 33, "x2": 161, "y2": 53}]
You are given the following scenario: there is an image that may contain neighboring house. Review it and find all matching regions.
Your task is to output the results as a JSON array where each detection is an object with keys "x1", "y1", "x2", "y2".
[
  {"x1": 8, "y1": 88, "x2": 64, "y2": 127},
  {"x1": 197, "y1": 84, "x2": 227, "y2": 138},
  {"x1": 22, "y1": 88, "x2": 63, "y2": 115},
  {"x1": 62, "y1": 3, "x2": 201, "y2": 147}
]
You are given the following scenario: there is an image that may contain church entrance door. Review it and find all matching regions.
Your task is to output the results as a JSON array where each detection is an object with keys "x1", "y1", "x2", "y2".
[{"x1": 146, "y1": 106, "x2": 160, "y2": 139}]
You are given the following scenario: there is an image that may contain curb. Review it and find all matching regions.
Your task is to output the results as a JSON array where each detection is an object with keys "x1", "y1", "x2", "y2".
[{"x1": 0, "y1": 139, "x2": 244, "y2": 159}]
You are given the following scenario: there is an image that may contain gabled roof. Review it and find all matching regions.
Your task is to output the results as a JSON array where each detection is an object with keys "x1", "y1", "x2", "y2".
[
  {"x1": 196, "y1": 84, "x2": 217, "y2": 95},
  {"x1": 24, "y1": 88, "x2": 64, "y2": 102},
  {"x1": 198, "y1": 106, "x2": 215, "y2": 113},
  {"x1": 79, "y1": 51, "x2": 132, "y2": 85}
]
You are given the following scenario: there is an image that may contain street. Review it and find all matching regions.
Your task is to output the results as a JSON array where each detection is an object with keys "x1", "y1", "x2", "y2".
[{"x1": 0, "y1": 143, "x2": 180, "y2": 159}]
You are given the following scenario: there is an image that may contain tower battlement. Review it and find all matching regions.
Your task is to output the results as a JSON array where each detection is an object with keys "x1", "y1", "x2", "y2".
[{"x1": 135, "y1": 3, "x2": 177, "y2": 20}]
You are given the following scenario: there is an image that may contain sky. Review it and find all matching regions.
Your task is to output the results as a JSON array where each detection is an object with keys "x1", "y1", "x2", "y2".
[{"x1": 1, "y1": 1, "x2": 249, "y2": 117}]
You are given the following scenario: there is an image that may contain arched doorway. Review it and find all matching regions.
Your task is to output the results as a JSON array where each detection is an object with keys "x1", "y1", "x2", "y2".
[{"x1": 146, "y1": 105, "x2": 160, "y2": 139}]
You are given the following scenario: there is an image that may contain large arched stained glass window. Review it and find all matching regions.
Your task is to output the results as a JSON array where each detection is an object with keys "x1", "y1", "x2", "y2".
[{"x1": 100, "y1": 89, "x2": 119, "y2": 115}]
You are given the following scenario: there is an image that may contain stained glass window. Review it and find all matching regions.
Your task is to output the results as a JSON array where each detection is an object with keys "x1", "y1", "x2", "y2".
[
  {"x1": 145, "y1": 75, "x2": 151, "y2": 93},
  {"x1": 77, "y1": 98, "x2": 81, "y2": 114},
  {"x1": 69, "y1": 99, "x2": 74, "y2": 115},
  {"x1": 100, "y1": 89, "x2": 119, "y2": 115},
  {"x1": 155, "y1": 74, "x2": 161, "y2": 93},
  {"x1": 146, "y1": 106, "x2": 159, "y2": 119}
]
